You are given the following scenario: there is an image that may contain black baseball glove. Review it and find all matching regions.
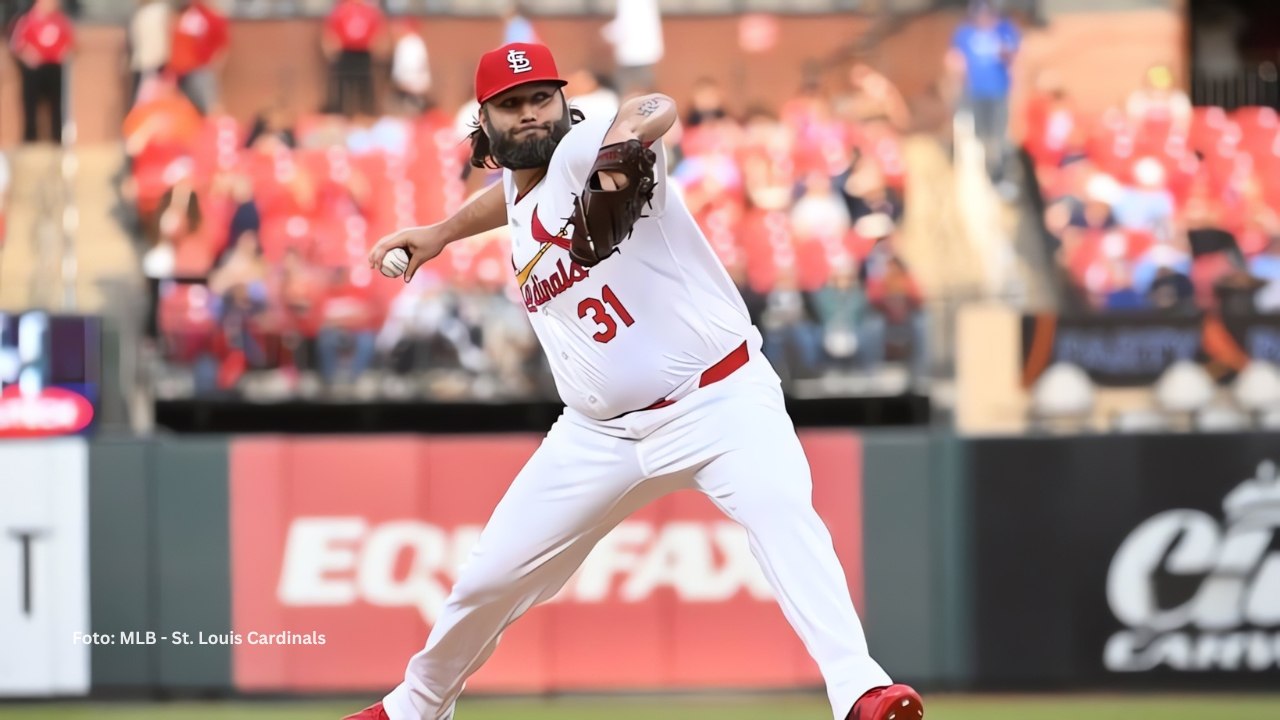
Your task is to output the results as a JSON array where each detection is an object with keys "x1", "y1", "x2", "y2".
[{"x1": 567, "y1": 139, "x2": 657, "y2": 267}]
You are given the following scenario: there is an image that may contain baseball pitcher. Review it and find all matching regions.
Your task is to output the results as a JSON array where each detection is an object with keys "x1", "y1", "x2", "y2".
[{"x1": 353, "y1": 42, "x2": 924, "y2": 720}]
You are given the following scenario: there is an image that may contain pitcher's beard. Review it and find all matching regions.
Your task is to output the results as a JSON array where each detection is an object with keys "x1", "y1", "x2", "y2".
[{"x1": 486, "y1": 112, "x2": 572, "y2": 170}]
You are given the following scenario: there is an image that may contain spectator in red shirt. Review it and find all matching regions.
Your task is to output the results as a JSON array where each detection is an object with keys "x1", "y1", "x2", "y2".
[
  {"x1": 205, "y1": 227, "x2": 271, "y2": 387},
  {"x1": 123, "y1": 75, "x2": 204, "y2": 228},
  {"x1": 864, "y1": 255, "x2": 927, "y2": 381},
  {"x1": 9, "y1": 0, "x2": 75, "y2": 143},
  {"x1": 314, "y1": 268, "x2": 380, "y2": 395},
  {"x1": 1125, "y1": 64, "x2": 1191, "y2": 142},
  {"x1": 169, "y1": 0, "x2": 230, "y2": 114},
  {"x1": 323, "y1": 0, "x2": 387, "y2": 118},
  {"x1": 1023, "y1": 69, "x2": 1080, "y2": 170}
]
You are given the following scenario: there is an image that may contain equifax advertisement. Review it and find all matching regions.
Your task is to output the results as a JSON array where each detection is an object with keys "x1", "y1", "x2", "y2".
[{"x1": 228, "y1": 433, "x2": 864, "y2": 692}]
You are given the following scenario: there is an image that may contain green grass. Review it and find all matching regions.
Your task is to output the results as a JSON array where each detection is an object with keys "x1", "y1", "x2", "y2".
[{"x1": 3, "y1": 695, "x2": 1280, "y2": 720}]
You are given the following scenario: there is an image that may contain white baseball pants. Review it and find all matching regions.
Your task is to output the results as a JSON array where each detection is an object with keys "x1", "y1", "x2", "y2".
[{"x1": 383, "y1": 351, "x2": 891, "y2": 720}]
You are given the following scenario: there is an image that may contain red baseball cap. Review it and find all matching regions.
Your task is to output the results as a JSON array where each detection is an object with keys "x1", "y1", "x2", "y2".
[{"x1": 474, "y1": 42, "x2": 567, "y2": 105}]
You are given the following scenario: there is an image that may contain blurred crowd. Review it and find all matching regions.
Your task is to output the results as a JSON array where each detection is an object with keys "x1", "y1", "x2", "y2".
[
  {"x1": 1026, "y1": 63, "x2": 1280, "y2": 315},
  {"x1": 6, "y1": 0, "x2": 926, "y2": 400},
  {"x1": 139, "y1": 67, "x2": 923, "y2": 401}
]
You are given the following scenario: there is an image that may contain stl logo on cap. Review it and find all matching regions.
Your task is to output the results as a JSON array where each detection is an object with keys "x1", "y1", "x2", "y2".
[
  {"x1": 507, "y1": 49, "x2": 532, "y2": 74},
  {"x1": 475, "y1": 42, "x2": 567, "y2": 104}
]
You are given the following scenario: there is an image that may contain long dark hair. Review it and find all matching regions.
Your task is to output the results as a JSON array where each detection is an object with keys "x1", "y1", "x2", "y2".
[{"x1": 467, "y1": 99, "x2": 585, "y2": 170}]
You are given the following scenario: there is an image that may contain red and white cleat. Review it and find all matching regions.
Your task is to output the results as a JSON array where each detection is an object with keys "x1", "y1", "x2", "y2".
[
  {"x1": 847, "y1": 684, "x2": 925, "y2": 720},
  {"x1": 342, "y1": 701, "x2": 389, "y2": 720}
]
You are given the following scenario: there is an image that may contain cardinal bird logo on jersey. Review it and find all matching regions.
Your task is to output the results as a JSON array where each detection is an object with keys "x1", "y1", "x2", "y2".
[
  {"x1": 517, "y1": 205, "x2": 592, "y2": 313},
  {"x1": 515, "y1": 207, "x2": 573, "y2": 284}
]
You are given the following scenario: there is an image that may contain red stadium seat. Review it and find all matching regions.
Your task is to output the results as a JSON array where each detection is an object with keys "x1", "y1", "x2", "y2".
[
  {"x1": 794, "y1": 236, "x2": 831, "y2": 291},
  {"x1": 258, "y1": 215, "x2": 312, "y2": 264},
  {"x1": 1164, "y1": 151, "x2": 1201, "y2": 206},
  {"x1": 698, "y1": 203, "x2": 744, "y2": 268},
  {"x1": 350, "y1": 152, "x2": 390, "y2": 186},
  {"x1": 740, "y1": 209, "x2": 793, "y2": 293},
  {"x1": 133, "y1": 145, "x2": 194, "y2": 215},
  {"x1": 1190, "y1": 106, "x2": 1229, "y2": 155},
  {"x1": 296, "y1": 147, "x2": 335, "y2": 183},
  {"x1": 192, "y1": 115, "x2": 243, "y2": 182},
  {"x1": 467, "y1": 233, "x2": 513, "y2": 289},
  {"x1": 157, "y1": 282, "x2": 218, "y2": 362},
  {"x1": 1233, "y1": 106, "x2": 1278, "y2": 137}
]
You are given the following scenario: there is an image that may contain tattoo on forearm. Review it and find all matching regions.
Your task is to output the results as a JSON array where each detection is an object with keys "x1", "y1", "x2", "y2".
[{"x1": 636, "y1": 98, "x2": 662, "y2": 117}]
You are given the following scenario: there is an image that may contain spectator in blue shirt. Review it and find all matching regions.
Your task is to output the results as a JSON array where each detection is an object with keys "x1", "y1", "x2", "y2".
[
  {"x1": 948, "y1": 0, "x2": 1020, "y2": 185},
  {"x1": 1250, "y1": 232, "x2": 1280, "y2": 311},
  {"x1": 502, "y1": 2, "x2": 538, "y2": 45}
]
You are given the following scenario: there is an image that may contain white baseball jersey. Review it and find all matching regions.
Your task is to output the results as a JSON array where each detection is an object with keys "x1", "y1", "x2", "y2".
[{"x1": 502, "y1": 113, "x2": 757, "y2": 421}]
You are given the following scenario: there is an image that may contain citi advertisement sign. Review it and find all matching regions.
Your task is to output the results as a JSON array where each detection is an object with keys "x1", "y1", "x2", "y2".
[
  {"x1": 968, "y1": 436, "x2": 1280, "y2": 689},
  {"x1": 1105, "y1": 461, "x2": 1280, "y2": 673}
]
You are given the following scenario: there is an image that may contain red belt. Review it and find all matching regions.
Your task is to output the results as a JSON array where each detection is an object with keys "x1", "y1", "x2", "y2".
[{"x1": 611, "y1": 341, "x2": 749, "y2": 419}]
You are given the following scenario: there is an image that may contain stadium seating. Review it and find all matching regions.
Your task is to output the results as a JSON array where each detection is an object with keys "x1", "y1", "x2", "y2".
[{"x1": 134, "y1": 93, "x2": 920, "y2": 399}]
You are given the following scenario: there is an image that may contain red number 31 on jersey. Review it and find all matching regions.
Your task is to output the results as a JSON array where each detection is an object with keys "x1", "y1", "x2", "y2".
[{"x1": 577, "y1": 285, "x2": 635, "y2": 343}]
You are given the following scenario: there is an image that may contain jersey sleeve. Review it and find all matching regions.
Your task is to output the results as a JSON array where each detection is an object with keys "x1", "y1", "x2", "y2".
[
  {"x1": 541, "y1": 112, "x2": 669, "y2": 229},
  {"x1": 648, "y1": 137, "x2": 670, "y2": 218},
  {"x1": 546, "y1": 113, "x2": 613, "y2": 199}
]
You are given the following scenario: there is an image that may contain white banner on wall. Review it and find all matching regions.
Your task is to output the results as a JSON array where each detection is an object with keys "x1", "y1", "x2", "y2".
[{"x1": 0, "y1": 439, "x2": 89, "y2": 696}]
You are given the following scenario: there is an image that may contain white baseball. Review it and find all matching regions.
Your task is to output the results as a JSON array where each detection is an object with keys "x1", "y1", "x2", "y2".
[{"x1": 380, "y1": 248, "x2": 410, "y2": 278}]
